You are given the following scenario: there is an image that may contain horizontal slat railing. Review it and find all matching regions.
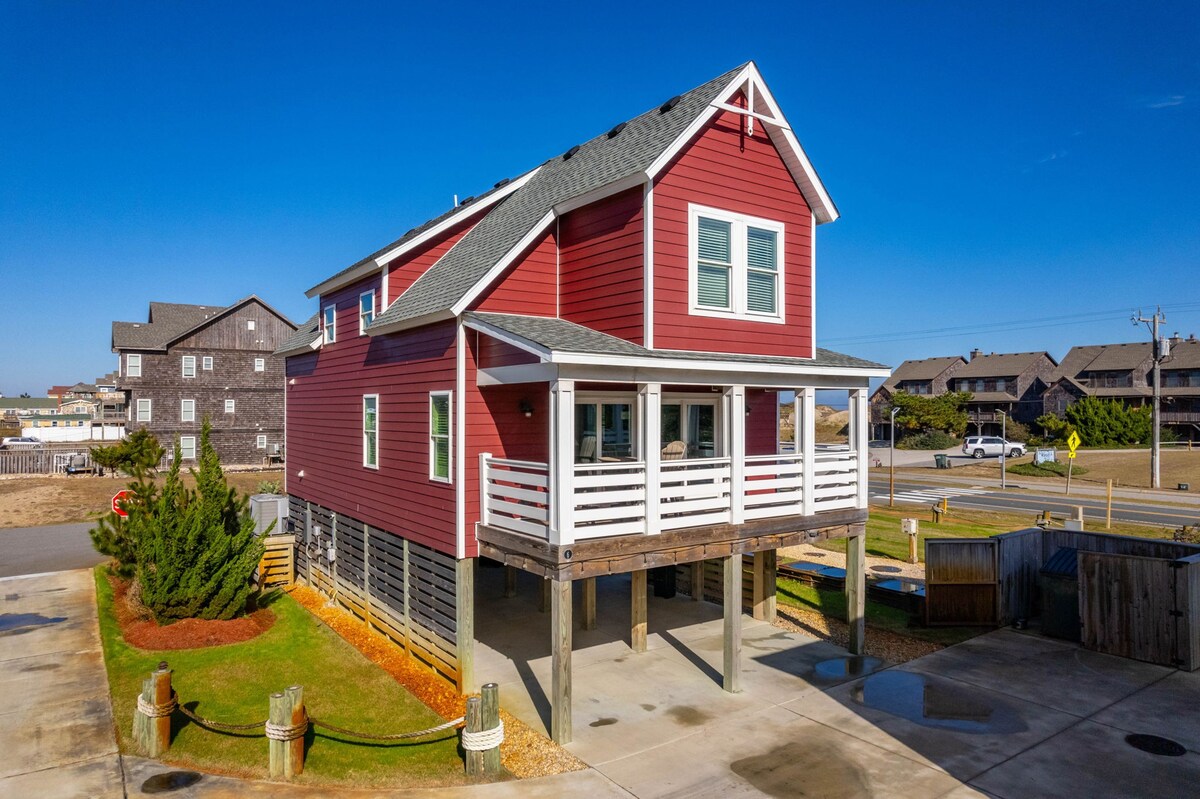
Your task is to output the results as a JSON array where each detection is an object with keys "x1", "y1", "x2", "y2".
[
  {"x1": 659, "y1": 457, "x2": 732, "y2": 531},
  {"x1": 812, "y1": 452, "x2": 858, "y2": 511},
  {"x1": 481, "y1": 456, "x2": 551, "y2": 539},
  {"x1": 742, "y1": 453, "x2": 804, "y2": 520},
  {"x1": 573, "y1": 462, "x2": 647, "y2": 540}
]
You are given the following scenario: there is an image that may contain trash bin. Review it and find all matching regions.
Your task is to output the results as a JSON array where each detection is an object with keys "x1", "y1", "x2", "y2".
[
  {"x1": 934, "y1": 454, "x2": 950, "y2": 469},
  {"x1": 1039, "y1": 547, "x2": 1080, "y2": 642}
]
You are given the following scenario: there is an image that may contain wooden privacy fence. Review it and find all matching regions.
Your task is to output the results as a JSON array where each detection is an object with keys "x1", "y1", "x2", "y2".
[
  {"x1": 131, "y1": 662, "x2": 504, "y2": 780},
  {"x1": 925, "y1": 538, "x2": 999, "y2": 626},
  {"x1": 0, "y1": 448, "x2": 94, "y2": 475},
  {"x1": 257, "y1": 535, "x2": 294, "y2": 589},
  {"x1": 289, "y1": 498, "x2": 463, "y2": 690}
]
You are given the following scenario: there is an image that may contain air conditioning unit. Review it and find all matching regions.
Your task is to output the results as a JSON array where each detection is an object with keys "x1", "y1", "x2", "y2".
[
  {"x1": 268, "y1": 442, "x2": 283, "y2": 457},
  {"x1": 249, "y1": 494, "x2": 288, "y2": 537}
]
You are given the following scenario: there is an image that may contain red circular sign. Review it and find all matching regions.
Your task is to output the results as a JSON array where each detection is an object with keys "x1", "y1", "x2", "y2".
[{"x1": 112, "y1": 490, "x2": 132, "y2": 518}]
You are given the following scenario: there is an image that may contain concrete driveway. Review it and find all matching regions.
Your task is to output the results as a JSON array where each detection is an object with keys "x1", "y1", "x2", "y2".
[{"x1": 476, "y1": 568, "x2": 1200, "y2": 798}]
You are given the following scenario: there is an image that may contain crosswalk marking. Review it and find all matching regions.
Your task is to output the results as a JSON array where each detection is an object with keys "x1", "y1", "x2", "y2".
[{"x1": 870, "y1": 486, "x2": 991, "y2": 505}]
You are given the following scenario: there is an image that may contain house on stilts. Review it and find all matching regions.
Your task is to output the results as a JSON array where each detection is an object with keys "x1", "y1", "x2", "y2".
[{"x1": 278, "y1": 61, "x2": 889, "y2": 743}]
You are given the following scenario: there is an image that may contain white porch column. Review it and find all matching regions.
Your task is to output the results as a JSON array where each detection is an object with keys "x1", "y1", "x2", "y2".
[
  {"x1": 799, "y1": 388, "x2": 816, "y2": 517},
  {"x1": 726, "y1": 385, "x2": 746, "y2": 525},
  {"x1": 549, "y1": 379, "x2": 575, "y2": 546},
  {"x1": 639, "y1": 383, "x2": 662, "y2": 535},
  {"x1": 851, "y1": 388, "x2": 869, "y2": 509}
]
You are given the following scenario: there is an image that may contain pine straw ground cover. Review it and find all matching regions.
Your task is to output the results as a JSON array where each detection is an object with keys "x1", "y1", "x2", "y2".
[
  {"x1": 288, "y1": 584, "x2": 588, "y2": 779},
  {"x1": 95, "y1": 567, "x2": 469, "y2": 789}
]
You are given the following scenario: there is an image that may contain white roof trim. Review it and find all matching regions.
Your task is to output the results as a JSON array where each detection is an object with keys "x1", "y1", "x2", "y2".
[
  {"x1": 645, "y1": 63, "x2": 838, "y2": 225},
  {"x1": 462, "y1": 316, "x2": 553, "y2": 359},
  {"x1": 366, "y1": 308, "x2": 456, "y2": 337},
  {"x1": 305, "y1": 169, "x2": 539, "y2": 299},
  {"x1": 276, "y1": 333, "x2": 323, "y2": 358}
]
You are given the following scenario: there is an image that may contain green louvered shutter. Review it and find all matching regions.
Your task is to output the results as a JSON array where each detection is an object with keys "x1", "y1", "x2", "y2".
[
  {"x1": 696, "y1": 217, "x2": 732, "y2": 308},
  {"x1": 746, "y1": 226, "x2": 778, "y2": 313},
  {"x1": 363, "y1": 396, "x2": 378, "y2": 467},
  {"x1": 430, "y1": 393, "x2": 450, "y2": 479}
]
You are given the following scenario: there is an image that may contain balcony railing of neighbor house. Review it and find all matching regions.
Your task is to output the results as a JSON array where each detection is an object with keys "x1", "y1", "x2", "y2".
[{"x1": 480, "y1": 450, "x2": 860, "y2": 542}]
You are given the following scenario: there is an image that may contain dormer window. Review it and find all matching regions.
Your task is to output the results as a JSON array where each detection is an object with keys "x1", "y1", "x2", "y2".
[
  {"x1": 323, "y1": 305, "x2": 337, "y2": 344},
  {"x1": 689, "y1": 204, "x2": 784, "y2": 323}
]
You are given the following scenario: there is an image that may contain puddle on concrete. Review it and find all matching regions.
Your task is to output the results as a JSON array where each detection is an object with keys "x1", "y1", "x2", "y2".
[
  {"x1": 851, "y1": 671, "x2": 1026, "y2": 734},
  {"x1": 666, "y1": 705, "x2": 712, "y2": 727},
  {"x1": 20, "y1": 662, "x2": 61, "y2": 672},
  {"x1": 812, "y1": 656, "x2": 884, "y2": 683},
  {"x1": 140, "y1": 771, "x2": 202, "y2": 793},
  {"x1": 1126, "y1": 734, "x2": 1186, "y2": 757},
  {"x1": 732, "y1": 740, "x2": 868, "y2": 799},
  {"x1": 0, "y1": 613, "x2": 67, "y2": 636},
  {"x1": 640, "y1": 703, "x2": 657, "y2": 712},
  {"x1": 589, "y1": 717, "x2": 618, "y2": 727},
  {"x1": 871, "y1": 565, "x2": 903, "y2": 573}
]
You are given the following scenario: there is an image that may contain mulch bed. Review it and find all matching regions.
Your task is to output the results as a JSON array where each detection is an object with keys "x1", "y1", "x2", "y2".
[{"x1": 108, "y1": 573, "x2": 276, "y2": 650}]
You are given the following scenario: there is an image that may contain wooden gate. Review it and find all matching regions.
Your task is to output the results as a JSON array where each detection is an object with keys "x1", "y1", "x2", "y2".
[
  {"x1": 1079, "y1": 551, "x2": 1182, "y2": 668},
  {"x1": 925, "y1": 538, "x2": 999, "y2": 626}
]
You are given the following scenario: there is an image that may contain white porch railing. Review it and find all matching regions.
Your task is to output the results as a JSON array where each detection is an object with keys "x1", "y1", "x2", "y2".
[{"x1": 481, "y1": 450, "x2": 863, "y2": 543}]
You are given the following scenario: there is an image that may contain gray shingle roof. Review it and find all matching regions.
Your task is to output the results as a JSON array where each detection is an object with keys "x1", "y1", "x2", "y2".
[
  {"x1": 465, "y1": 312, "x2": 887, "y2": 371},
  {"x1": 370, "y1": 64, "x2": 750, "y2": 330},
  {"x1": 1080, "y1": 343, "x2": 1152, "y2": 372},
  {"x1": 0, "y1": 398, "x2": 58, "y2": 410},
  {"x1": 881, "y1": 356, "x2": 965, "y2": 388},
  {"x1": 953, "y1": 351, "x2": 1054, "y2": 378},
  {"x1": 274, "y1": 314, "x2": 321, "y2": 356}
]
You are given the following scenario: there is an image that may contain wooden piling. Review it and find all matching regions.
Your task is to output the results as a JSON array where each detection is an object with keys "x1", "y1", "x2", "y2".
[
  {"x1": 268, "y1": 691, "x2": 292, "y2": 779},
  {"x1": 503, "y1": 566, "x2": 517, "y2": 598},
  {"x1": 752, "y1": 551, "x2": 777, "y2": 622},
  {"x1": 480, "y1": 683, "x2": 502, "y2": 777},
  {"x1": 550, "y1": 578, "x2": 572, "y2": 744},
  {"x1": 723, "y1": 555, "x2": 742, "y2": 693},
  {"x1": 286, "y1": 685, "x2": 306, "y2": 777},
  {"x1": 134, "y1": 661, "x2": 173, "y2": 757},
  {"x1": 538, "y1": 577, "x2": 550, "y2": 613},
  {"x1": 631, "y1": 569, "x2": 647, "y2": 653},
  {"x1": 846, "y1": 529, "x2": 867, "y2": 656},
  {"x1": 465, "y1": 696, "x2": 484, "y2": 778},
  {"x1": 691, "y1": 561, "x2": 704, "y2": 601},
  {"x1": 582, "y1": 577, "x2": 596, "y2": 631}
]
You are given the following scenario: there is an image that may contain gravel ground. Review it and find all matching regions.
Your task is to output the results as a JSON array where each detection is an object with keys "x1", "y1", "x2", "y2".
[
  {"x1": 772, "y1": 605, "x2": 944, "y2": 664},
  {"x1": 779, "y1": 543, "x2": 926, "y2": 584}
]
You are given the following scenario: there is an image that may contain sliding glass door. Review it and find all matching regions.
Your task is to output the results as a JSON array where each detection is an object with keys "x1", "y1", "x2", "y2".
[
  {"x1": 661, "y1": 399, "x2": 718, "y2": 459},
  {"x1": 575, "y1": 401, "x2": 634, "y2": 462}
]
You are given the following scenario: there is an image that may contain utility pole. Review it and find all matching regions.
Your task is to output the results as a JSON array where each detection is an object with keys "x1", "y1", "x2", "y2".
[{"x1": 1133, "y1": 308, "x2": 1166, "y2": 489}]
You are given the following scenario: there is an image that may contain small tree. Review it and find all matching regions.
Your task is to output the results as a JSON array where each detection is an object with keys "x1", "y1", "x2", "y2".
[
  {"x1": 90, "y1": 432, "x2": 164, "y2": 575},
  {"x1": 892, "y1": 391, "x2": 971, "y2": 437},
  {"x1": 1064, "y1": 397, "x2": 1152, "y2": 447},
  {"x1": 136, "y1": 421, "x2": 265, "y2": 622},
  {"x1": 90, "y1": 430, "x2": 165, "y2": 478}
]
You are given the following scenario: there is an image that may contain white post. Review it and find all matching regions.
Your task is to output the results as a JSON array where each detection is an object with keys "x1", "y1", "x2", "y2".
[
  {"x1": 640, "y1": 383, "x2": 662, "y2": 535},
  {"x1": 793, "y1": 389, "x2": 804, "y2": 514},
  {"x1": 479, "y1": 452, "x2": 492, "y2": 529},
  {"x1": 851, "y1": 389, "x2": 869, "y2": 509},
  {"x1": 549, "y1": 379, "x2": 575, "y2": 546},
  {"x1": 727, "y1": 385, "x2": 746, "y2": 525},
  {"x1": 799, "y1": 388, "x2": 816, "y2": 516}
]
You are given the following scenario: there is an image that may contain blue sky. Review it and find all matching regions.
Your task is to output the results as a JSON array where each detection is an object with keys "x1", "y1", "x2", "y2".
[{"x1": 2, "y1": 1, "x2": 1198, "y2": 395}]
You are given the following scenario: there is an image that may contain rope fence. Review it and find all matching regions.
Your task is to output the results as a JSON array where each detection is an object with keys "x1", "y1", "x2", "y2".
[{"x1": 132, "y1": 662, "x2": 504, "y2": 781}]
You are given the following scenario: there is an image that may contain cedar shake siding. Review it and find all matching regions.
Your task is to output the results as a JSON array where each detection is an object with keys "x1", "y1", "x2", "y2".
[
  {"x1": 653, "y1": 96, "x2": 813, "y2": 357},
  {"x1": 114, "y1": 298, "x2": 296, "y2": 465}
]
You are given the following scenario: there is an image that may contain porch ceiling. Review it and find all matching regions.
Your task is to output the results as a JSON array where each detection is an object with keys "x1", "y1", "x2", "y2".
[{"x1": 477, "y1": 507, "x2": 868, "y2": 581}]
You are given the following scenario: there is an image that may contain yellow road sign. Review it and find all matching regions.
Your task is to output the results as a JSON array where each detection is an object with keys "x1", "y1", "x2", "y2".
[
  {"x1": 1067, "y1": 431, "x2": 1081, "y2": 452},
  {"x1": 1068, "y1": 451, "x2": 1077, "y2": 459}
]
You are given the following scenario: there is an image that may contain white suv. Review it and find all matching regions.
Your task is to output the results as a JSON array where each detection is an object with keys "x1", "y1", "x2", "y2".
[{"x1": 962, "y1": 436, "x2": 1026, "y2": 459}]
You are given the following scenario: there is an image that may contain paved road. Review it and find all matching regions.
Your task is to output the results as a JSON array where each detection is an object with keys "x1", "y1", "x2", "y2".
[
  {"x1": 869, "y1": 476, "x2": 1200, "y2": 529},
  {"x1": 0, "y1": 522, "x2": 105, "y2": 577}
]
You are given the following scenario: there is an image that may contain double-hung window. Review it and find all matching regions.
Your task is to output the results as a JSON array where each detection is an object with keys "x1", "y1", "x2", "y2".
[
  {"x1": 126, "y1": 354, "x2": 142, "y2": 378},
  {"x1": 254, "y1": 357, "x2": 265, "y2": 372},
  {"x1": 179, "y1": 436, "x2": 196, "y2": 460},
  {"x1": 181, "y1": 399, "x2": 195, "y2": 423},
  {"x1": 182, "y1": 356, "x2": 196, "y2": 378},
  {"x1": 224, "y1": 399, "x2": 235, "y2": 413},
  {"x1": 256, "y1": 434, "x2": 267, "y2": 449},
  {"x1": 359, "y1": 290, "x2": 375, "y2": 334},
  {"x1": 136, "y1": 399, "x2": 152, "y2": 422},
  {"x1": 429, "y1": 391, "x2": 451, "y2": 482},
  {"x1": 202, "y1": 356, "x2": 213, "y2": 370},
  {"x1": 363, "y1": 394, "x2": 379, "y2": 468},
  {"x1": 689, "y1": 205, "x2": 784, "y2": 321},
  {"x1": 322, "y1": 305, "x2": 337, "y2": 344}
]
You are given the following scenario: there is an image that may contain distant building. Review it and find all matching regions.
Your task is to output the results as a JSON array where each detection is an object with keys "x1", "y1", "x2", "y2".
[
  {"x1": 0, "y1": 397, "x2": 58, "y2": 422},
  {"x1": 112, "y1": 297, "x2": 297, "y2": 464}
]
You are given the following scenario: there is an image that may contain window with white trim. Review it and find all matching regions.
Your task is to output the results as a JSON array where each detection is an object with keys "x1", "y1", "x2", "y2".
[
  {"x1": 202, "y1": 356, "x2": 213, "y2": 371},
  {"x1": 181, "y1": 399, "x2": 195, "y2": 423},
  {"x1": 224, "y1": 399, "x2": 235, "y2": 413},
  {"x1": 429, "y1": 391, "x2": 451, "y2": 482},
  {"x1": 126, "y1": 354, "x2": 142, "y2": 378},
  {"x1": 182, "y1": 355, "x2": 196, "y2": 378},
  {"x1": 359, "y1": 290, "x2": 375, "y2": 334},
  {"x1": 363, "y1": 394, "x2": 379, "y2": 468},
  {"x1": 136, "y1": 399, "x2": 152, "y2": 422},
  {"x1": 179, "y1": 436, "x2": 196, "y2": 460},
  {"x1": 247, "y1": 319, "x2": 256, "y2": 331},
  {"x1": 689, "y1": 204, "x2": 784, "y2": 321},
  {"x1": 256, "y1": 434, "x2": 267, "y2": 449},
  {"x1": 322, "y1": 305, "x2": 337, "y2": 344},
  {"x1": 254, "y1": 357, "x2": 265, "y2": 372}
]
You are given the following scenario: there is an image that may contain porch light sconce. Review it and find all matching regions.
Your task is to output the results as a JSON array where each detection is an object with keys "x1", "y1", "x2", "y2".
[
  {"x1": 297, "y1": 470, "x2": 305, "y2": 479},
  {"x1": 519, "y1": 399, "x2": 534, "y2": 418}
]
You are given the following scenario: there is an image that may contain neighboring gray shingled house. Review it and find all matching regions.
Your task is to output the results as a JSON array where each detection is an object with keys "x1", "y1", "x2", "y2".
[{"x1": 112, "y1": 297, "x2": 297, "y2": 464}]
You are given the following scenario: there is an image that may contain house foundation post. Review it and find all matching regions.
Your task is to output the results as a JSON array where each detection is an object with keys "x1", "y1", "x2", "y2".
[
  {"x1": 752, "y1": 549, "x2": 777, "y2": 622},
  {"x1": 723, "y1": 554, "x2": 742, "y2": 693},
  {"x1": 455, "y1": 557, "x2": 475, "y2": 694},
  {"x1": 582, "y1": 577, "x2": 597, "y2": 631},
  {"x1": 845, "y1": 523, "x2": 867, "y2": 655},
  {"x1": 550, "y1": 577, "x2": 573, "y2": 744},
  {"x1": 631, "y1": 569, "x2": 647, "y2": 652}
]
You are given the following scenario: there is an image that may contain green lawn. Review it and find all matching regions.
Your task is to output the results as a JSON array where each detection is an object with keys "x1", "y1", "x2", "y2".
[{"x1": 95, "y1": 568, "x2": 466, "y2": 788}]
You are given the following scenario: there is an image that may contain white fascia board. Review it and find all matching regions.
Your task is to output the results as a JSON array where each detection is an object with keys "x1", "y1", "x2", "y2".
[
  {"x1": 450, "y1": 210, "x2": 558, "y2": 315},
  {"x1": 547, "y1": 350, "x2": 890, "y2": 380},
  {"x1": 477, "y1": 363, "x2": 558, "y2": 386},
  {"x1": 556, "y1": 362, "x2": 877, "y2": 390},
  {"x1": 304, "y1": 169, "x2": 539, "y2": 299},
  {"x1": 644, "y1": 65, "x2": 752, "y2": 180},
  {"x1": 460, "y1": 317, "x2": 553, "y2": 361},
  {"x1": 365, "y1": 308, "x2": 455, "y2": 336},
  {"x1": 552, "y1": 173, "x2": 647, "y2": 216},
  {"x1": 275, "y1": 334, "x2": 322, "y2": 358}
]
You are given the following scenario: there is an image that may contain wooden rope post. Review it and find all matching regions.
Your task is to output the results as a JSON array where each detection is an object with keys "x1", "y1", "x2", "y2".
[
  {"x1": 464, "y1": 696, "x2": 484, "y2": 778},
  {"x1": 481, "y1": 683, "x2": 502, "y2": 777},
  {"x1": 287, "y1": 685, "x2": 306, "y2": 778},
  {"x1": 268, "y1": 691, "x2": 292, "y2": 779},
  {"x1": 134, "y1": 660, "x2": 173, "y2": 757}
]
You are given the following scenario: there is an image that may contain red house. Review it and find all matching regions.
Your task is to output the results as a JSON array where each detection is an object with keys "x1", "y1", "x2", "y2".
[{"x1": 278, "y1": 62, "x2": 888, "y2": 743}]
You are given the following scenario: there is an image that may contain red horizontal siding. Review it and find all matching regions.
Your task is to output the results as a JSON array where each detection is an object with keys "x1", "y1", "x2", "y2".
[
  {"x1": 653, "y1": 96, "x2": 813, "y2": 357},
  {"x1": 385, "y1": 212, "x2": 485, "y2": 305},
  {"x1": 472, "y1": 229, "x2": 557, "y2": 315},
  {"x1": 746, "y1": 389, "x2": 779, "y2": 456},
  {"x1": 560, "y1": 188, "x2": 645, "y2": 344},
  {"x1": 286, "y1": 276, "x2": 458, "y2": 555},
  {"x1": 477, "y1": 334, "x2": 540, "y2": 369}
]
